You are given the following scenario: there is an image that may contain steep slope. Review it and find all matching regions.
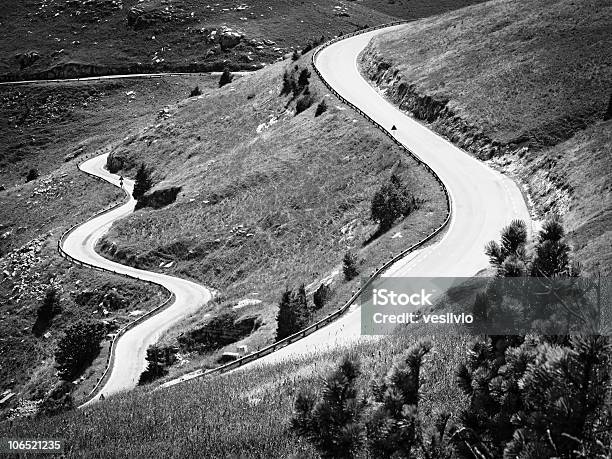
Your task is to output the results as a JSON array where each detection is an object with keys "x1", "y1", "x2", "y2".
[
  {"x1": 96, "y1": 54, "x2": 447, "y2": 375},
  {"x1": 0, "y1": 75, "x2": 220, "y2": 414},
  {"x1": 360, "y1": 0, "x2": 611, "y2": 272},
  {"x1": 0, "y1": 0, "x2": 487, "y2": 81}
]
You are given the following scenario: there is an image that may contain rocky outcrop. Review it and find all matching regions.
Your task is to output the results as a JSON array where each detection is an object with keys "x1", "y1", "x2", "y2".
[
  {"x1": 360, "y1": 46, "x2": 503, "y2": 161},
  {"x1": 199, "y1": 27, "x2": 244, "y2": 50},
  {"x1": 219, "y1": 31, "x2": 243, "y2": 50},
  {"x1": 127, "y1": 4, "x2": 194, "y2": 30},
  {"x1": 14, "y1": 52, "x2": 40, "y2": 70}
]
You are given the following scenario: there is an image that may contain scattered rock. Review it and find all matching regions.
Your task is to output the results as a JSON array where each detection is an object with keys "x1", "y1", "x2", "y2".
[{"x1": 14, "y1": 51, "x2": 40, "y2": 69}]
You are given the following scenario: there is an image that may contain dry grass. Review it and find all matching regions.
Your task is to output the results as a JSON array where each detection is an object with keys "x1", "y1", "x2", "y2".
[{"x1": 3, "y1": 334, "x2": 470, "y2": 457}]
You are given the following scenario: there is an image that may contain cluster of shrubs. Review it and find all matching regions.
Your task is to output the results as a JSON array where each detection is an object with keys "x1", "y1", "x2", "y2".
[
  {"x1": 292, "y1": 219, "x2": 611, "y2": 458},
  {"x1": 300, "y1": 35, "x2": 326, "y2": 54},
  {"x1": 276, "y1": 282, "x2": 333, "y2": 341},
  {"x1": 294, "y1": 333, "x2": 610, "y2": 459},
  {"x1": 138, "y1": 344, "x2": 179, "y2": 385},
  {"x1": 25, "y1": 168, "x2": 39, "y2": 182},
  {"x1": 55, "y1": 320, "x2": 106, "y2": 381},
  {"x1": 280, "y1": 64, "x2": 330, "y2": 117},
  {"x1": 274, "y1": 173, "x2": 420, "y2": 341},
  {"x1": 32, "y1": 286, "x2": 61, "y2": 337},
  {"x1": 74, "y1": 284, "x2": 129, "y2": 311},
  {"x1": 177, "y1": 310, "x2": 261, "y2": 353},
  {"x1": 371, "y1": 173, "x2": 419, "y2": 234}
]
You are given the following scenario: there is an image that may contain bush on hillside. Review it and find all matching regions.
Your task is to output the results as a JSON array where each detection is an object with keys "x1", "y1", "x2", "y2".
[
  {"x1": 32, "y1": 286, "x2": 61, "y2": 337},
  {"x1": 276, "y1": 285, "x2": 310, "y2": 341},
  {"x1": 295, "y1": 94, "x2": 314, "y2": 115},
  {"x1": 370, "y1": 174, "x2": 417, "y2": 232},
  {"x1": 55, "y1": 320, "x2": 106, "y2": 380},
  {"x1": 313, "y1": 283, "x2": 332, "y2": 310},
  {"x1": 291, "y1": 50, "x2": 300, "y2": 61},
  {"x1": 190, "y1": 85, "x2": 202, "y2": 97},
  {"x1": 219, "y1": 68, "x2": 233, "y2": 88},
  {"x1": 25, "y1": 168, "x2": 39, "y2": 182},
  {"x1": 178, "y1": 312, "x2": 260, "y2": 353},
  {"x1": 37, "y1": 381, "x2": 74, "y2": 417},
  {"x1": 292, "y1": 341, "x2": 453, "y2": 459},
  {"x1": 291, "y1": 356, "x2": 365, "y2": 458},
  {"x1": 343, "y1": 252, "x2": 359, "y2": 281},
  {"x1": 138, "y1": 344, "x2": 178, "y2": 385},
  {"x1": 106, "y1": 153, "x2": 123, "y2": 173},
  {"x1": 281, "y1": 70, "x2": 295, "y2": 96},
  {"x1": 485, "y1": 218, "x2": 574, "y2": 278},
  {"x1": 454, "y1": 335, "x2": 611, "y2": 458},
  {"x1": 298, "y1": 68, "x2": 311, "y2": 88},
  {"x1": 134, "y1": 186, "x2": 181, "y2": 210},
  {"x1": 301, "y1": 36, "x2": 325, "y2": 54},
  {"x1": 454, "y1": 218, "x2": 608, "y2": 457},
  {"x1": 315, "y1": 99, "x2": 328, "y2": 117},
  {"x1": 132, "y1": 163, "x2": 153, "y2": 200}
]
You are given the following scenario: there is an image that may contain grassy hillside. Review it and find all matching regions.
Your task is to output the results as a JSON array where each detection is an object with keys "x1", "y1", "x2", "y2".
[
  {"x1": 0, "y1": 74, "x2": 220, "y2": 188},
  {"x1": 3, "y1": 334, "x2": 470, "y2": 457},
  {"x1": 0, "y1": 167, "x2": 166, "y2": 411},
  {"x1": 360, "y1": 0, "x2": 611, "y2": 272},
  {"x1": 0, "y1": 0, "x2": 486, "y2": 80},
  {"x1": 96, "y1": 54, "x2": 447, "y2": 374},
  {"x1": 0, "y1": 75, "x2": 222, "y2": 413}
]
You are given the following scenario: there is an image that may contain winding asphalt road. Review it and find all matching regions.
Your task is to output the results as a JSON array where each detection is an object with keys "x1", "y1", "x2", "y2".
[
  {"x1": 62, "y1": 154, "x2": 212, "y2": 406},
  {"x1": 213, "y1": 25, "x2": 532, "y2": 370},
  {"x1": 65, "y1": 23, "x2": 531, "y2": 396}
]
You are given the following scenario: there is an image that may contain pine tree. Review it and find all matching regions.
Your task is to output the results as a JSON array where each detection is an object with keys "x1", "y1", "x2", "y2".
[
  {"x1": 55, "y1": 320, "x2": 105, "y2": 380},
  {"x1": 38, "y1": 286, "x2": 59, "y2": 323},
  {"x1": 276, "y1": 284, "x2": 310, "y2": 341},
  {"x1": 276, "y1": 289, "x2": 294, "y2": 341},
  {"x1": 219, "y1": 68, "x2": 233, "y2": 87},
  {"x1": 604, "y1": 93, "x2": 612, "y2": 121},
  {"x1": 371, "y1": 174, "x2": 415, "y2": 232},
  {"x1": 138, "y1": 344, "x2": 169, "y2": 385},
  {"x1": 484, "y1": 219, "x2": 528, "y2": 276},
  {"x1": 454, "y1": 335, "x2": 611, "y2": 458},
  {"x1": 504, "y1": 336, "x2": 611, "y2": 458},
  {"x1": 297, "y1": 68, "x2": 311, "y2": 88},
  {"x1": 25, "y1": 168, "x2": 39, "y2": 182},
  {"x1": 343, "y1": 252, "x2": 359, "y2": 281},
  {"x1": 366, "y1": 340, "x2": 443, "y2": 459},
  {"x1": 313, "y1": 283, "x2": 331, "y2": 309},
  {"x1": 291, "y1": 356, "x2": 365, "y2": 458},
  {"x1": 315, "y1": 99, "x2": 328, "y2": 117},
  {"x1": 280, "y1": 70, "x2": 295, "y2": 96},
  {"x1": 291, "y1": 342, "x2": 454, "y2": 459},
  {"x1": 33, "y1": 286, "x2": 60, "y2": 336},
  {"x1": 132, "y1": 163, "x2": 153, "y2": 200},
  {"x1": 530, "y1": 218, "x2": 572, "y2": 276},
  {"x1": 275, "y1": 286, "x2": 310, "y2": 341}
]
